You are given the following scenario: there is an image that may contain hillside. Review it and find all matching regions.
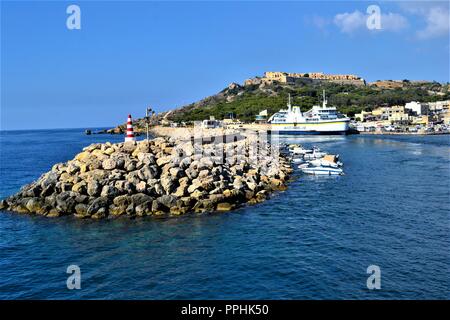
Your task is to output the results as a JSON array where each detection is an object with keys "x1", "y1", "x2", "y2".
[
  {"x1": 113, "y1": 75, "x2": 449, "y2": 131},
  {"x1": 168, "y1": 79, "x2": 449, "y2": 122}
]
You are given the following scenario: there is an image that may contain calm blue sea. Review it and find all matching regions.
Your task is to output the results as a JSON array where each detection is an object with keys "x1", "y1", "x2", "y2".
[{"x1": 0, "y1": 129, "x2": 449, "y2": 299}]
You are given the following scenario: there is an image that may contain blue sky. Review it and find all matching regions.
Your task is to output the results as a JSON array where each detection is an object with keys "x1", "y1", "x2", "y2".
[{"x1": 1, "y1": 1, "x2": 449, "y2": 130}]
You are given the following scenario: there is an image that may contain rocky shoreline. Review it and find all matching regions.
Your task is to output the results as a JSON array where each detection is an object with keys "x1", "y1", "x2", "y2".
[{"x1": 0, "y1": 136, "x2": 292, "y2": 219}]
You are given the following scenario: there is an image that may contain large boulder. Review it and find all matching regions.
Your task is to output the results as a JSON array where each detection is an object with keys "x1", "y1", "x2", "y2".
[
  {"x1": 130, "y1": 193, "x2": 153, "y2": 207},
  {"x1": 155, "y1": 195, "x2": 177, "y2": 211},
  {"x1": 156, "y1": 155, "x2": 172, "y2": 167},
  {"x1": 55, "y1": 191, "x2": 77, "y2": 214},
  {"x1": 25, "y1": 198, "x2": 46, "y2": 214},
  {"x1": 160, "y1": 174, "x2": 176, "y2": 194},
  {"x1": 100, "y1": 185, "x2": 120, "y2": 198},
  {"x1": 87, "y1": 197, "x2": 109, "y2": 218},
  {"x1": 102, "y1": 158, "x2": 117, "y2": 170},
  {"x1": 74, "y1": 203, "x2": 89, "y2": 218},
  {"x1": 87, "y1": 181, "x2": 101, "y2": 196}
]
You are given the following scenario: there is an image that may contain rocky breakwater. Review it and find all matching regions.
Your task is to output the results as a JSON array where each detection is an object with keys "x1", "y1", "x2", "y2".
[{"x1": 0, "y1": 137, "x2": 292, "y2": 219}]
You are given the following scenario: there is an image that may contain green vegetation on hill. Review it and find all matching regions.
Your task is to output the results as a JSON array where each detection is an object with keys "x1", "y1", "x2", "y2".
[{"x1": 167, "y1": 80, "x2": 449, "y2": 122}]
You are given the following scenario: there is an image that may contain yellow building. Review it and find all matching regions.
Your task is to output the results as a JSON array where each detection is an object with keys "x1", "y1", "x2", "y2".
[
  {"x1": 388, "y1": 105, "x2": 412, "y2": 123},
  {"x1": 370, "y1": 106, "x2": 392, "y2": 120},
  {"x1": 411, "y1": 115, "x2": 430, "y2": 125},
  {"x1": 355, "y1": 110, "x2": 373, "y2": 122},
  {"x1": 442, "y1": 110, "x2": 450, "y2": 125}
]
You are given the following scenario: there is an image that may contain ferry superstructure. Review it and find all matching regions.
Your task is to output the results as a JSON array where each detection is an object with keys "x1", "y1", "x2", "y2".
[{"x1": 268, "y1": 91, "x2": 350, "y2": 135}]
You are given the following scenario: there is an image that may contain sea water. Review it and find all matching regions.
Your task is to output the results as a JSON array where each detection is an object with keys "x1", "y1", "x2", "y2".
[{"x1": 0, "y1": 129, "x2": 449, "y2": 299}]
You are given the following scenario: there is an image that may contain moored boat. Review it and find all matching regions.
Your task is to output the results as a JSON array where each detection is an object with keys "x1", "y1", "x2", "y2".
[
  {"x1": 301, "y1": 166, "x2": 344, "y2": 175},
  {"x1": 268, "y1": 91, "x2": 350, "y2": 135}
]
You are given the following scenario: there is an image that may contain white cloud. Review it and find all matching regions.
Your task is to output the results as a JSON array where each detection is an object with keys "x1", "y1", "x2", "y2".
[
  {"x1": 416, "y1": 6, "x2": 449, "y2": 39},
  {"x1": 381, "y1": 12, "x2": 409, "y2": 32},
  {"x1": 333, "y1": 10, "x2": 408, "y2": 34},
  {"x1": 399, "y1": 2, "x2": 449, "y2": 39},
  {"x1": 312, "y1": 3, "x2": 449, "y2": 40},
  {"x1": 333, "y1": 11, "x2": 366, "y2": 33}
]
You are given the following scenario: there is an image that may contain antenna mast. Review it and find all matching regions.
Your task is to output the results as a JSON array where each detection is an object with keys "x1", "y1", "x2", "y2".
[
  {"x1": 288, "y1": 93, "x2": 292, "y2": 112},
  {"x1": 322, "y1": 89, "x2": 327, "y2": 108}
]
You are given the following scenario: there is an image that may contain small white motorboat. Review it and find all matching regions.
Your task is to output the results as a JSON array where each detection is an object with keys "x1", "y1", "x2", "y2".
[
  {"x1": 291, "y1": 146, "x2": 313, "y2": 155},
  {"x1": 309, "y1": 159, "x2": 342, "y2": 168},
  {"x1": 291, "y1": 156, "x2": 306, "y2": 164},
  {"x1": 287, "y1": 144, "x2": 300, "y2": 153},
  {"x1": 303, "y1": 151, "x2": 327, "y2": 160},
  {"x1": 302, "y1": 146, "x2": 327, "y2": 159},
  {"x1": 301, "y1": 166, "x2": 344, "y2": 175}
]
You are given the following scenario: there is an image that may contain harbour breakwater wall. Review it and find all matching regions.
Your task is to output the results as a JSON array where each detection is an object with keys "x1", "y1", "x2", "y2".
[{"x1": 0, "y1": 136, "x2": 292, "y2": 219}]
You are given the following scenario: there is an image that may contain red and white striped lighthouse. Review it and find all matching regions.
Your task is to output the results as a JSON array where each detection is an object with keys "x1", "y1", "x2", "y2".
[{"x1": 124, "y1": 114, "x2": 136, "y2": 142}]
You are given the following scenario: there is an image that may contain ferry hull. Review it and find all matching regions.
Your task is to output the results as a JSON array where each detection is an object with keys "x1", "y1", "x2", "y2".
[
  {"x1": 271, "y1": 130, "x2": 348, "y2": 135},
  {"x1": 269, "y1": 121, "x2": 350, "y2": 135}
]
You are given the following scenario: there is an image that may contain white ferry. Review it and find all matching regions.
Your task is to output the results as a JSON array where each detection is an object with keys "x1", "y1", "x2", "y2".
[{"x1": 268, "y1": 91, "x2": 350, "y2": 135}]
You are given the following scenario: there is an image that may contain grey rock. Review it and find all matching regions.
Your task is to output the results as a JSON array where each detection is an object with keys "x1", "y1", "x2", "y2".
[
  {"x1": 169, "y1": 167, "x2": 184, "y2": 179},
  {"x1": 100, "y1": 185, "x2": 120, "y2": 198},
  {"x1": 102, "y1": 158, "x2": 117, "y2": 170},
  {"x1": 55, "y1": 191, "x2": 77, "y2": 214},
  {"x1": 40, "y1": 172, "x2": 59, "y2": 188},
  {"x1": 130, "y1": 193, "x2": 153, "y2": 206},
  {"x1": 74, "y1": 203, "x2": 89, "y2": 218},
  {"x1": 156, "y1": 195, "x2": 177, "y2": 210},
  {"x1": 87, "y1": 197, "x2": 109, "y2": 215},
  {"x1": 160, "y1": 174, "x2": 176, "y2": 194},
  {"x1": 87, "y1": 180, "x2": 101, "y2": 196},
  {"x1": 156, "y1": 155, "x2": 172, "y2": 167}
]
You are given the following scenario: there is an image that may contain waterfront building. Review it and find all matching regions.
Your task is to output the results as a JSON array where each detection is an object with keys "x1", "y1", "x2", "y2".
[
  {"x1": 255, "y1": 109, "x2": 268, "y2": 123},
  {"x1": 355, "y1": 110, "x2": 377, "y2": 122},
  {"x1": 405, "y1": 101, "x2": 429, "y2": 116},
  {"x1": 201, "y1": 119, "x2": 220, "y2": 129},
  {"x1": 372, "y1": 106, "x2": 391, "y2": 120},
  {"x1": 388, "y1": 105, "x2": 412, "y2": 124},
  {"x1": 442, "y1": 110, "x2": 450, "y2": 125},
  {"x1": 428, "y1": 100, "x2": 450, "y2": 114},
  {"x1": 411, "y1": 115, "x2": 431, "y2": 125}
]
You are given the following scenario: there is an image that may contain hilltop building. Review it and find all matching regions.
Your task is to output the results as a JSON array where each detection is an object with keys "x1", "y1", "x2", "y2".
[{"x1": 244, "y1": 71, "x2": 365, "y2": 86}]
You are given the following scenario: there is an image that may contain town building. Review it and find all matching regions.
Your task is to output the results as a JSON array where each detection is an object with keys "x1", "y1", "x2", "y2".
[
  {"x1": 354, "y1": 100, "x2": 449, "y2": 127},
  {"x1": 371, "y1": 106, "x2": 391, "y2": 120},
  {"x1": 443, "y1": 110, "x2": 450, "y2": 125},
  {"x1": 255, "y1": 109, "x2": 268, "y2": 123},
  {"x1": 355, "y1": 110, "x2": 376, "y2": 122},
  {"x1": 388, "y1": 105, "x2": 412, "y2": 124},
  {"x1": 411, "y1": 115, "x2": 431, "y2": 126},
  {"x1": 428, "y1": 100, "x2": 449, "y2": 114},
  {"x1": 405, "y1": 101, "x2": 429, "y2": 116}
]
